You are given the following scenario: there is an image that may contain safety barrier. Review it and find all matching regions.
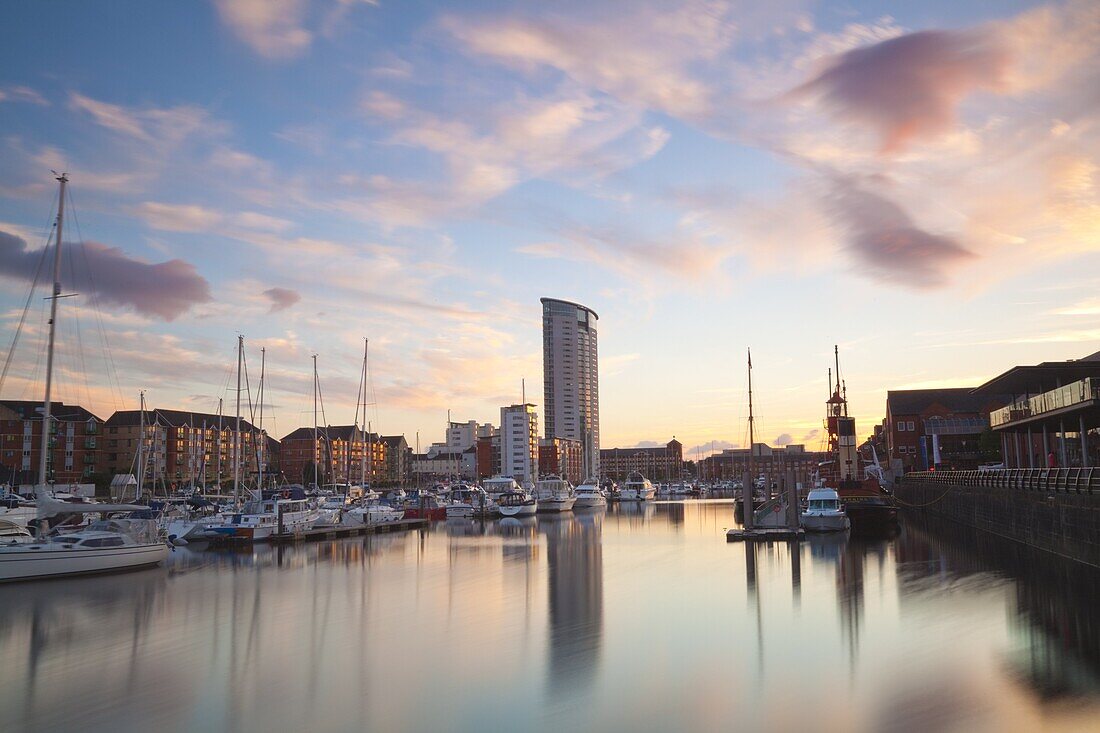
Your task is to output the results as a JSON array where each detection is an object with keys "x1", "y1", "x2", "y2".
[{"x1": 905, "y1": 468, "x2": 1097, "y2": 494}]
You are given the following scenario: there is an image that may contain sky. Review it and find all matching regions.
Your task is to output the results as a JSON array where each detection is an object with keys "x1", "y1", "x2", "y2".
[{"x1": 0, "y1": 0, "x2": 1097, "y2": 456}]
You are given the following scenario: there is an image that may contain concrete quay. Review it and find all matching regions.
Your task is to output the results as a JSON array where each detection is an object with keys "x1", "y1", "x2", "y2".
[{"x1": 897, "y1": 469, "x2": 1100, "y2": 568}]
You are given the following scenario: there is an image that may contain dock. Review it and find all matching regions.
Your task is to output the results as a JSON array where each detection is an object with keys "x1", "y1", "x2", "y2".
[
  {"x1": 269, "y1": 518, "x2": 428, "y2": 543},
  {"x1": 726, "y1": 527, "x2": 805, "y2": 542}
]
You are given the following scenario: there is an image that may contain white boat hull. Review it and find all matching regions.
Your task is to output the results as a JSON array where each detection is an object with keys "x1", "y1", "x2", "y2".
[
  {"x1": 497, "y1": 502, "x2": 537, "y2": 517},
  {"x1": 341, "y1": 507, "x2": 404, "y2": 525},
  {"x1": 801, "y1": 512, "x2": 850, "y2": 533},
  {"x1": 573, "y1": 496, "x2": 606, "y2": 508},
  {"x1": 0, "y1": 543, "x2": 169, "y2": 582},
  {"x1": 537, "y1": 497, "x2": 576, "y2": 513},
  {"x1": 619, "y1": 488, "x2": 656, "y2": 501}
]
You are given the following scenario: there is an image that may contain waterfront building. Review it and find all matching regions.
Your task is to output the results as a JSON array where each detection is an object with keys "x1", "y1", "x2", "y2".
[
  {"x1": 380, "y1": 435, "x2": 411, "y2": 483},
  {"x1": 539, "y1": 437, "x2": 584, "y2": 483},
  {"x1": 600, "y1": 439, "x2": 682, "y2": 481},
  {"x1": 885, "y1": 388, "x2": 1008, "y2": 472},
  {"x1": 0, "y1": 400, "x2": 102, "y2": 487},
  {"x1": 98, "y1": 408, "x2": 266, "y2": 490},
  {"x1": 501, "y1": 403, "x2": 539, "y2": 484},
  {"x1": 445, "y1": 420, "x2": 496, "y2": 450},
  {"x1": 476, "y1": 432, "x2": 501, "y2": 479},
  {"x1": 700, "y1": 444, "x2": 829, "y2": 484},
  {"x1": 280, "y1": 425, "x2": 386, "y2": 486},
  {"x1": 412, "y1": 444, "x2": 477, "y2": 481},
  {"x1": 973, "y1": 352, "x2": 1100, "y2": 468},
  {"x1": 541, "y1": 297, "x2": 600, "y2": 479}
]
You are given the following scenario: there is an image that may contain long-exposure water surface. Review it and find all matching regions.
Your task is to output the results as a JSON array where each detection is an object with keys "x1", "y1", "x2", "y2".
[{"x1": 2, "y1": 500, "x2": 1098, "y2": 732}]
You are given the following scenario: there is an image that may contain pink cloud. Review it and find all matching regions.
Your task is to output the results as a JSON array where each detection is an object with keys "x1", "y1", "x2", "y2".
[{"x1": 793, "y1": 29, "x2": 1010, "y2": 153}]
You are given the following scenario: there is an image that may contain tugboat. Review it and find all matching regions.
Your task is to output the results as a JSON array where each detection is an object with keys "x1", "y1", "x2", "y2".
[{"x1": 819, "y1": 346, "x2": 898, "y2": 535}]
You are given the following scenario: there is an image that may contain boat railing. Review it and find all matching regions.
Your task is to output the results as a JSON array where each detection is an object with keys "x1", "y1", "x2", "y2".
[{"x1": 904, "y1": 468, "x2": 1098, "y2": 494}]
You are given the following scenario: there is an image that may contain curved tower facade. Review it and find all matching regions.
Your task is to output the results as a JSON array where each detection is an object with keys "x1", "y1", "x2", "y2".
[{"x1": 541, "y1": 298, "x2": 600, "y2": 479}]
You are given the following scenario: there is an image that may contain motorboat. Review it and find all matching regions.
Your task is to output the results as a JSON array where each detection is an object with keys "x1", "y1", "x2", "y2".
[
  {"x1": 341, "y1": 495, "x2": 404, "y2": 526},
  {"x1": 573, "y1": 480, "x2": 607, "y2": 509},
  {"x1": 402, "y1": 489, "x2": 447, "y2": 520},
  {"x1": 801, "y1": 488, "x2": 850, "y2": 533},
  {"x1": 481, "y1": 476, "x2": 521, "y2": 500},
  {"x1": 619, "y1": 472, "x2": 656, "y2": 501},
  {"x1": 534, "y1": 475, "x2": 576, "y2": 513},
  {"x1": 496, "y1": 489, "x2": 537, "y2": 517},
  {"x1": 445, "y1": 485, "x2": 495, "y2": 519},
  {"x1": 202, "y1": 489, "x2": 319, "y2": 541},
  {"x1": 668, "y1": 482, "x2": 694, "y2": 496},
  {"x1": 0, "y1": 516, "x2": 168, "y2": 582}
]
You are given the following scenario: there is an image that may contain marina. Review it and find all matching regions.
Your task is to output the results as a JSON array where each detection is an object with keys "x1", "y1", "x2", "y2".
[{"x1": 1, "y1": 500, "x2": 1097, "y2": 733}]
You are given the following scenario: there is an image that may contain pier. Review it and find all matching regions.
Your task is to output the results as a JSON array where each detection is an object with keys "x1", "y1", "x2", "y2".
[{"x1": 897, "y1": 469, "x2": 1100, "y2": 568}]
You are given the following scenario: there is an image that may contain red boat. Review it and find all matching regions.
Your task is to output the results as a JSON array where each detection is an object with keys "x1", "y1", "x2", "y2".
[{"x1": 818, "y1": 346, "x2": 898, "y2": 535}]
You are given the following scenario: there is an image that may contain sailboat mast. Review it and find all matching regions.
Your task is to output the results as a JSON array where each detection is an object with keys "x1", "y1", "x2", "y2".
[
  {"x1": 216, "y1": 397, "x2": 222, "y2": 490},
  {"x1": 747, "y1": 348, "x2": 755, "y2": 479},
  {"x1": 37, "y1": 173, "x2": 67, "y2": 490},
  {"x1": 313, "y1": 354, "x2": 319, "y2": 489},
  {"x1": 359, "y1": 338, "x2": 368, "y2": 487},
  {"x1": 233, "y1": 335, "x2": 242, "y2": 504},
  {"x1": 137, "y1": 390, "x2": 145, "y2": 501},
  {"x1": 257, "y1": 347, "x2": 265, "y2": 491}
]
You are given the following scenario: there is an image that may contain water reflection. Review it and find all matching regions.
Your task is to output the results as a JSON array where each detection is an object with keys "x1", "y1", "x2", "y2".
[
  {"x1": 541, "y1": 512, "x2": 603, "y2": 695},
  {"x1": 0, "y1": 502, "x2": 1096, "y2": 732}
]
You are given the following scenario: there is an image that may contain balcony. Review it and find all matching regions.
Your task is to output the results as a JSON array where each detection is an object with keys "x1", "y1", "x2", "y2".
[
  {"x1": 990, "y1": 378, "x2": 1098, "y2": 428},
  {"x1": 84, "y1": 439, "x2": 97, "y2": 449}
]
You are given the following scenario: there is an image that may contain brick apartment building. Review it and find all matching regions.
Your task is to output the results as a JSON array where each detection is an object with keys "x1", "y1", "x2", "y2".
[
  {"x1": 98, "y1": 408, "x2": 268, "y2": 489},
  {"x1": 600, "y1": 439, "x2": 683, "y2": 481},
  {"x1": 0, "y1": 400, "x2": 103, "y2": 487},
  {"x1": 539, "y1": 437, "x2": 584, "y2": 483},
  {"x1": 280, "y1": 425, "x2": 386, "y2": 486}
]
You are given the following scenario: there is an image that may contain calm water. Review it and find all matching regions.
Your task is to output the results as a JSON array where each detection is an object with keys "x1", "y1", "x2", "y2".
[{"x1": 2, "y1": 500, "x2": 1098, "y2": 733}]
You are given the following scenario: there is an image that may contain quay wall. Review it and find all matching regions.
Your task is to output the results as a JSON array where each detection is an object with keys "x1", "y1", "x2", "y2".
[{"x1": 897, "y1": 470, "x2": 1100, "y2": 568}]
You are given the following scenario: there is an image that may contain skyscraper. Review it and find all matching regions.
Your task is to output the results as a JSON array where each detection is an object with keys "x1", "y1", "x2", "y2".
[{"x1": 541, "y1": 297, "x2": 600, "y2": 479}]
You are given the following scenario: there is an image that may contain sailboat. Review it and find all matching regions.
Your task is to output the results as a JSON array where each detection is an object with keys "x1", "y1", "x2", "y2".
[
  {"x1": 0, "y1": 174, "x2": 169, "y2": 580},
  {"x1": 202, "y1": 339, "x2": 319, "y2": 540}
]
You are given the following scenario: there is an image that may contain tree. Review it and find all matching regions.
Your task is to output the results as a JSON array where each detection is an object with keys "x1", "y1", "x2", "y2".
[{"x1": 978, "y1": 427, "x2": 1001, "y2": 461}]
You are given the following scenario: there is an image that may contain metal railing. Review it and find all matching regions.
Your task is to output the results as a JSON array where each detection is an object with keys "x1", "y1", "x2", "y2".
[{"x1": 905, "y1": 469, "x2": 1098, "y2": 494}]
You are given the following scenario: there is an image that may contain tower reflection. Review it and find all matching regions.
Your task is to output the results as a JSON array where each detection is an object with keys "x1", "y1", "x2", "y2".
[{"x1": 540, "y1": 511, "x2": 604, "y2": 694}]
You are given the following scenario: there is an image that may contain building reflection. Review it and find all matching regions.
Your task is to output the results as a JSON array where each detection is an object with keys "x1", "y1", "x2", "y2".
[
  {"x1": 539, "y1": 511, "x2": 604, "y2": 694},
  {"x1": 896, "y1": 514, "x2": 1100, "y2": 698}
]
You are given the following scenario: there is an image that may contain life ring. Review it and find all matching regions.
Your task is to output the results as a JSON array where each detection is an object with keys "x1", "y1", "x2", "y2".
[
  {"x1": 281, "y1": 489, "x2": 290, "y2": 500},
  {"x1": 773, "y1": 504, "x2": 781, "y2": 513}
]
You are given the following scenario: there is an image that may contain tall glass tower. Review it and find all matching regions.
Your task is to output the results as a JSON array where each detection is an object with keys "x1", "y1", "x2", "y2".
[{"x1": 541, "y1": 298, "x2": 600, "y2": 479}]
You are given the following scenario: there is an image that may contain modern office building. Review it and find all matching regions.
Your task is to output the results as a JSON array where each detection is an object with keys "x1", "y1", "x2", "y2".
[
  {"x1": 541, "y1": 297, "x2": 600, "y2": 479},
  {"x1": 501, "y1": 403, "x2": 539, "y2": 484}
]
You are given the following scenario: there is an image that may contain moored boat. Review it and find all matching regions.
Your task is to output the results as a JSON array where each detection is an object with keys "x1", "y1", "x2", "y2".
[
  {"x1": 619, "y1": 472, "x2": 656, "y2": 501},
  {"x1": 496, "y1": 488, "x2": 537, "y2": 517},
  {"x1": 800, "y1": 488, "x2": 850, "y2": 533},
  {"x1": 820, "y1": 346, "x2": 898, "y2": 535},
  {"x1": 534, "y1": 475, "x2": 576, "y2": 512},
  {"x1": 573, "y1": 479, "x2": 607, "y2": 509}
]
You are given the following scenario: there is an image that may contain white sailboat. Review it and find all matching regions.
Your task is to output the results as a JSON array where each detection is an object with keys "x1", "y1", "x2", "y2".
[{"x1": 0, "y1": 175, "x2": 169, "y2": 581}]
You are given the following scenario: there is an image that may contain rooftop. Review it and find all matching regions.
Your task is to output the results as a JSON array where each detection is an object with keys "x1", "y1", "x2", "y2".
[{"x1": 972, "y1": 353, "x2": 1100, "y2": 396}]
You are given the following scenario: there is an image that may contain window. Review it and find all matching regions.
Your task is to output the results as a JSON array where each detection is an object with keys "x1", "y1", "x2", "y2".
[
  {"x1": 907, "y1": 421, "x2": 915, "y2": 432},
  {"x1": 897, "y1": 421, "x2": 905, "y2": 431}
]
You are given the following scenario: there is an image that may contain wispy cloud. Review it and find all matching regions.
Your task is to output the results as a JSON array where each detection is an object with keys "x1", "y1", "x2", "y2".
[
  {"x1": 0, "y1": 229, "x2": 212, "y2": 320},
  {"x1": 263, "y1": 287, "x2": 301, "y2": 313}
]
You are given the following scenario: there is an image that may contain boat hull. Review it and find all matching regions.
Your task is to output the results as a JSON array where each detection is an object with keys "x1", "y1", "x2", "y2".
[
  {"x1": 0, "y1": 543, "x2": 168, "y2": 582},
  {"x1": 497, "y1": 502, "x2": 537, "y2": 517},
  {"x1": 801, "y1": 512, "x2": 850, "y2": 533},
  {"x1": 573, "y1": 496, "x2": 606, "y2": 509},
  {"x1": 536, "y1": 498, "x2": 576, "y2": 512}
]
